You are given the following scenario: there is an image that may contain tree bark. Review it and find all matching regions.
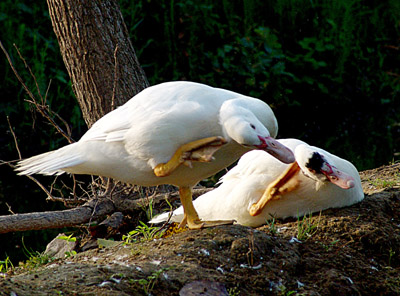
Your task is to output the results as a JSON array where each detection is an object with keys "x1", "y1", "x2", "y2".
[
  {"x1": 0, "y1": 199, "x2": 115, "y2": 234},
  {"x1": 46, "y1": 0, "x2": 149, "y2": 127}
]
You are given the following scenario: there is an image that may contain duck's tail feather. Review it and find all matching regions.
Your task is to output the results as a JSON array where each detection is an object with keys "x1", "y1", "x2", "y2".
[{"x1": 15, "y1": 143, "x2": 84, "y2": 176}]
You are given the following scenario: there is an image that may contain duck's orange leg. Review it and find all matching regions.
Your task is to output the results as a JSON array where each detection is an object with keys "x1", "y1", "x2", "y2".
[
  {"x1": 249, "y1": 161, "x2": 301, "y2": 216},
  {"x1": 178, "y1": 186, "x2": 235, "y2": 229}
]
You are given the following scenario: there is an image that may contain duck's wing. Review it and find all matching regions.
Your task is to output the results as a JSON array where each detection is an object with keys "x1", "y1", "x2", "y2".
[{"x1": 79, "y1": 81, "x2": 249, "y2": 167}]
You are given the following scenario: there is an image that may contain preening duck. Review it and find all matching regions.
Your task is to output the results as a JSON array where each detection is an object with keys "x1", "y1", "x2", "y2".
[
  {"x1": 150, "y1": 138, "x2": 364, "y2": 227},
  {"x1": 16, "y1": 81, "x2": 294, "y2": 229}
]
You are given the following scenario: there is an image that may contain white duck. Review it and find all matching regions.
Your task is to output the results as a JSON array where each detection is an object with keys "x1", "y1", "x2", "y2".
[
  {"x1": 16, "y1": 81, "x2": 294, "y2": 229},
  {"x1": 150, "y1": 139, "x2": 364, "y2": 227}
]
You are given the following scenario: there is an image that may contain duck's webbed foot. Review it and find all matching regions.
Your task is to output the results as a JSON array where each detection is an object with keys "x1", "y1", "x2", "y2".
[
  {"x1": 171, "y1": 187, "x2": 235, "y2": 230},
  {"x1": 154, "y1": 136, "x2": 227, "y2": 177},
  {"x1": 178, "y1": 215, "x2": 235, "y2": 230},
  {"x1": 249, "y1": 161, "x2": 301, "y2": 216}
]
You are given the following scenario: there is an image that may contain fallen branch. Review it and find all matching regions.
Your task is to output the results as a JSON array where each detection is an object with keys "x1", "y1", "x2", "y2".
[
  {"x1": 0, "y1": 188, "x2": 212, "y2": 234},
  {"x1": 0, "y1": 199, "x2": 115, "y2": 234}
]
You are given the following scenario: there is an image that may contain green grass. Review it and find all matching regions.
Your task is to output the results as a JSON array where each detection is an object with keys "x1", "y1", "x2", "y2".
[
  {"x1": 20, "y1": 250, "x2": 52, "y2": 270},
  {"x1": 297, "y1": 212, "x2": 320, "y2": 241},
  {"x1": 317, "y1": 239, "x2": 340, "y2": 252},
  {"x1": 57, "y1": 234, "x2": 77, "y2": 243},
  {"x1": 129, "y1": 267, "x2": 170, "y2": 295},
  {"x1": 122, "y1": 221, "x2": 164, "y2": 244},
  {"x1": 265, "y1": 217, "x2": 278, "y2": 235},
  {"x1": 19, "y1": 238, "x2": 53, "y2": 270},
  {"x1": 368, "y1": 177, "x2": 399, "y2": 189},
  {"x1": 0, "y1": 256, "x2": 14, "y2": 276},
  {"x1": 388, "y1": 248, "x2": 396, "y2": 266},
  {"x1": 56, "y1": 234, "x2": 77, "y2": 257},
  {"x1": 228, "y1": 286, "x2": 241, "y2": 296}
]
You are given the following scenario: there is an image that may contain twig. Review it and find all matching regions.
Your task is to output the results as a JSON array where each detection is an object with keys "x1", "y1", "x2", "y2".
[
  {"x1": 87, "y1": 198, "x2": 100, "y2": 229},
  {"x1": 44, "y1": 78, "x2": 52, "y2": 106},
  {"x1": 6, "y1": 116, "x2": 21, "y2": 159},
  {"x1": 53, "y1": 111, "x2": 73, "y2": 139},
  {"x1": 14, "y1": 43, "x2": 74, "y2": 143},
  {"x1": 6, "y1": 203, "x2": 15, "y2": 215},
  {"x1": 48, "y1": 175, "x2": 62, "y2": 202},
  {"x1": 247, "y1": 231, "x2": 255, "y2": 266},
  {"x1": 72, "y1": 174, "x2": 77, "y2": 200},
  {"x1": 3, "y1": 117, "x2": 62, "y2": 201},
  {"x1": 13, "y1": 43, "x2": 44, "y2": 102},
  {"x1": 47, "y1": 195, "x2": 88, "y2": 207},
  {"x1": 77, "y1": 181, "x2": 92, "y2": 200},
  {"x1": 29, "y1": 176, "x2": 57, "y2": 200},
  {"x1": 154, "y1": 211, "x2": 174, "y2": 236},
  {"x1": 0, "y1": 40, "x2": 74, "y2": 144},
  {"x1": 1, "y1": 159, "x2": 57, "y2": 201},
  {"x1": 0, "y1": 41, "x2": 35, "y2": 103}
]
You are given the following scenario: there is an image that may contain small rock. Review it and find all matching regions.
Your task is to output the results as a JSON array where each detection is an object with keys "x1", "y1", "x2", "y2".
[
  {"x1": 44, "y1": 233, "x2": 77, "y2": 259},
  {"x1": 179, "y1": 281, "x2": 228, "y2": 296}
]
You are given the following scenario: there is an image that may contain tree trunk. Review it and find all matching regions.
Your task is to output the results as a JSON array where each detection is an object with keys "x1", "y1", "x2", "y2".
[
  {"x1": 0, "y1": 1, "x2": 161, "y2": 234},
  {"x1": 46, "y1": 0, "x2": 149, "y2": 127}
]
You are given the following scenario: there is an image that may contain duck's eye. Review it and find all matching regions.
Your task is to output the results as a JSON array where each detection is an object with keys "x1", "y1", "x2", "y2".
[
  {"x1": 250, "y1": 124, "x2": 256, "y2": 130},
  {"x1": 308, "y1": 168, "x2": 317, "y2": 174}
]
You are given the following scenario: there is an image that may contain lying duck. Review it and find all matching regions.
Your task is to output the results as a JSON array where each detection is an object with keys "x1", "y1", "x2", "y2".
[
  {"x1": 150, "y1": 138, "x2": 364, "y2": 227},
  {"x1": 16, "y1": 81, "x2": 294, "y2": 229}
]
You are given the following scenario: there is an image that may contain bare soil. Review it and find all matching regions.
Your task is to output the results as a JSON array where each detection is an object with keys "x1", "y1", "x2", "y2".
[{"x1": 1, "y1": 164, "x2": 400, "y2": 296}]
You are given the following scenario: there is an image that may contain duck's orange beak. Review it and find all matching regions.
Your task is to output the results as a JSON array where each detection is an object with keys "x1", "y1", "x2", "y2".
[
  {"x1": 256, "y1": 136, "x2": 295, "y2": 164},
  {"x1": 321, "y1": 163, "x2": 355, "y2": 189}
]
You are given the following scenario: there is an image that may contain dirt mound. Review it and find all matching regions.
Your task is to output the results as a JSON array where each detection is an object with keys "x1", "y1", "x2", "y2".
[{"x1": 1, "y1": 164, "x2": 399, "y2": 295}]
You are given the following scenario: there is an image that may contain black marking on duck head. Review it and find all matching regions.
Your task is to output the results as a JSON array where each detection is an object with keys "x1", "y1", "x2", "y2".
[{"x1": 305, "y1": 152, "x2": 324, "y2": 172}]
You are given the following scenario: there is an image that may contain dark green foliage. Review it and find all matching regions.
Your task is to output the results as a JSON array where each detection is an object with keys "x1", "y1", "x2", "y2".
[
  {"x1": 0, "y1": 0, "x2": 82, "y2": 263},
  {"x1": 0, "y1": 0, "x2": 399, "y2": 261},
  {"x1": 121, "y1": 0, "x2": 399, "y2": 169}
]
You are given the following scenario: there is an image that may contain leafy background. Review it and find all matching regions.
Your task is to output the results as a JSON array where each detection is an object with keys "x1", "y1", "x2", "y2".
[{"x1": 0, "y1": 0, "x2": 399, "y2": 262}]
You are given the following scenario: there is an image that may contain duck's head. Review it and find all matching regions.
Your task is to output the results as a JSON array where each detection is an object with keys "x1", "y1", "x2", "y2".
[
  {"x1": 296, "y1": 145, "x2": 355, "y2": 189},
  {"x1": 220, "y1": 98, "x2": 294, "y2": 164}
]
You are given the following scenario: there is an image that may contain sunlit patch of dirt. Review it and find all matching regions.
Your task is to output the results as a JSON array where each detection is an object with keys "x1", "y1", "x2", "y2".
[{"x1": 1, "y1": 165, "x2": 399, "y2": 295}]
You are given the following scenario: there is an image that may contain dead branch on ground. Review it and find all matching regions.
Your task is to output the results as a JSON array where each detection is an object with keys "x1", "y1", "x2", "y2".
[{"x1": 0, "y1": 188, "x2": 212, "y2": 234}]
